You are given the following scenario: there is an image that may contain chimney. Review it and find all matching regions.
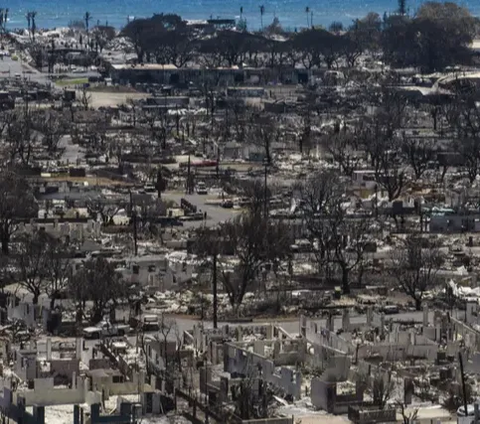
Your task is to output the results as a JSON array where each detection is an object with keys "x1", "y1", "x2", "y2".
[{"x1": 46, "y1": 338, "x2": 52, "y2": 361}]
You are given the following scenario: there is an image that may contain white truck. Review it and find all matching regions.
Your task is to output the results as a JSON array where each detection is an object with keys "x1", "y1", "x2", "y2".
[
  {"x1": 196, "y1": 181, "x2": 208, "y2": 195},
  {"x1": 83, "y1": 321, "x2": 130, "y2": 339}
]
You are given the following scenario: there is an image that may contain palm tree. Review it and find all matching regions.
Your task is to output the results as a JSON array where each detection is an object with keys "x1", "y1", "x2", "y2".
[
  {"x1": 31, "y1": 11, "x2": 37, "y2": 41},
  {"x1": 84, "y1": 11, "x2": 92, "y2": 33},
  {"x1": 0, "y1": 9, "x2": 4, "y2": 30},
  {"x1": 305, "y1": 6, "x2": 310, "y2": 28},
  {"x1": 26, "y1": 12, "x2": 31, "y2": 34},
  {"x1": 240, "y1": 6, "x2": 243, "y2": 20},
  {"x1": 398, "y1": 0, "x2": 407, "y2": 15},
  {"x1": 259, "y1": 5, "x2": 265, "y2": 30},
  {"x1": 4, "y1": 8, "x2": 8, "y2": 31}
]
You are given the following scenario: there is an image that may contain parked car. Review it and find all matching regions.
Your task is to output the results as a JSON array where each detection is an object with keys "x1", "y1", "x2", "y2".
[
  {"x1": 221, "y1": 200, "x2": 234, "y2": 208},
  {"x1": 196, "y1": 182, "x2": 208, "y2": 195},
  {"x1": 380, "y1": 305, "x2": 399, "y2": 315},
  {"x1": 83, "y1": 321, "x2": 130, "y2": 339}
]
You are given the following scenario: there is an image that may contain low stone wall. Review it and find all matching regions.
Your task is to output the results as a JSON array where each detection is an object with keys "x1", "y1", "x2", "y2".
[
  {"x1": 348, "y1": 405, "x2": 396, "y2": 424},
  {"x1": 241, "y1": 418, "x2": 293, "y2": 424}
]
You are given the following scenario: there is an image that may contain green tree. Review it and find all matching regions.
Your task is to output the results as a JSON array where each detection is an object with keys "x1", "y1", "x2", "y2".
[
  {"x1": 329, "y1": 21, "x2": 343, "y2": 34},
  {"x1": 92, "y1": 25, "x2": 116, "y2": 52},
  {"x1": 382, "y1": 2, "x2": 476, "y2": 72},
  {"x1": 293, "y1": 28, "x2": 342, "y2": 69},
  {"x1": 349, "y1": 12, "x2": 382, "y2": 52},
  {"x1": 122, "y1": 14, "x2": 195, "y2": 67}
]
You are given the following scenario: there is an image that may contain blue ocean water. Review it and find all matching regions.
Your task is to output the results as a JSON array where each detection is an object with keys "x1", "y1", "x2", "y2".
[{"x1": 4, "y1": 0, "x2": 480, "y2": 31}]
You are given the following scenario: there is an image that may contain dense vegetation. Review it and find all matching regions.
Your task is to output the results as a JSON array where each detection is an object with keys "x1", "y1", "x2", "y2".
[{"x1": 121, "y1": 2, "x2": 479, "y2": 73}]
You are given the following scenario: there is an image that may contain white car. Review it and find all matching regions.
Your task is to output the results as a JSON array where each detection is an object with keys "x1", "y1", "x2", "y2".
[
  {"x1": 83, "y1": 321, "x2": 130, "y2": 339},
  {"x1": 196, "y1": 182, "x2": 208, "y2": 195}
]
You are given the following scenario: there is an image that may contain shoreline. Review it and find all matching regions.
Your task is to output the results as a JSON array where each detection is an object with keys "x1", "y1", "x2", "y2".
[{"x1": 2, "y1": 0, "x2": 480, "y2": 33}]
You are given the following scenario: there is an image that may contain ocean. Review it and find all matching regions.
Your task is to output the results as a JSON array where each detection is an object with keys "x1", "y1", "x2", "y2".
[{"x1": 3, "y1": 0, "x2": 480, "y2": 31}]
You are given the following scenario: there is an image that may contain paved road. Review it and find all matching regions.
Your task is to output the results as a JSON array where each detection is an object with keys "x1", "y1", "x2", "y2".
[
  {"x1": 371, "y1": 245, "x2": 480, "y2": 261},
  {"x1": 0, "y1": 55, "x2": 100, "y2": 86},
  {"x1": 0, "y1": 56, "x2": 49, "y2": 84}
]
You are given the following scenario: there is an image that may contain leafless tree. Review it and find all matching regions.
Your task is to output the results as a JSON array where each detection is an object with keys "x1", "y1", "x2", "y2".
[
  {"x1": 0, "y1": 254, "x2": 14, "y2": 294},
  {"x1": 0, "y1": 171, "x2": 36, "y2": 255},
  {"x1": 135, "y1": 197, "x2": 167, "y2": 236},
  {"x1": 442, "y1": 382, "x2": 473, "y2": 412},
  {"x1": 456, "y1": 137, "x2": 480, "y2": 184},
  {"x1": 366, "y1": 133, "x2": 407, "y2": 200},
  {"x1": 92, "y1": 25, "x2": 116, "y2": 52},
  {"x1": 218, "y1": 211, "x2": 291, "y2": 313},
  {"x1": 238, "y1": 179, "x2": 272, "y2": 217},
  {"x1": 396, "y1": 402, "x2": 419, "y2": 424},
  {"x1": 249, "y1": 113, "x2": 280, "y2": 164},
  {"x1": 44, "y1": 238, "x2": 72, "y2": 310},
  {"x1": 32, "y1": 109, "x2": 69, "y2": 154},
  {"x1": 324, "y1": 131, "x2": 362, "y2": 177},
  {"x1": 400, "y1": 136, "x2": 436, "y2": 180},
  {"x1": 108, "y1": 133, "x2": 128, "y2": 173},
  {"x1": 224, "y1": 100, "x2": 249, "y2": 143},
  {"x1": 390, "y1": 235, "x2": 445, "y2": 310},
  {"x1": 329, "y1": 214, "x2": 374, "y2": 293},
  {"x1": 15, "y1": 232, "x2": 51, "y2": 304},
  {"x1": 86, "y1": 196, "x2": 126, "y2": 226},
  {"x1": 3, "y1": 108, "x2": 38, "y2": 166},
  {"x1": 137, "y1": 330, "x2": 153, "y2": 377},
  {"x1": 371, "y1": 371, "x2": 395, "y2": 409},
  {"x1": 193, "y1": 226, "x2": 224, "y2": 327},
  {"x1": 80, "y1": 86, "x2": 91, "y2": 111},
  {"x1": 69, "y1": 257, "x2": 129, "y2": 323},
  {"x1": 298, "y1": 170, "x2": 342, "y2": 276},
  {"x1": 135, "y1": 160, "x2": 158, "y2": 185},
  {"x1": 298, "y1": 170, "x2": 375, "y2": 292},
  {"x1": 232, "y1": 355, "x2": 275, "y2": 420},
  {"x1": 158, "y1": 314, "x2": 176, "y2": 370},
  {"x1": 376, "y1": 165, "x2": 407, "y2": 202}
]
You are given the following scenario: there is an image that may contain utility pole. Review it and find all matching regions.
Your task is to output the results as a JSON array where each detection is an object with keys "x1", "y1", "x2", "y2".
[
  {"x1": 186, "y1": 154, "x2": 192, "y2": 194},
  {"x1": 263, "y1": 158, "x2": 268, "y2": 219},
  {"x1": 459, "y1": 352, "x2": 469, "y2": 417},
  {"x1": 212, "y1": 253, "x2": 218, "y2": 329},
  {"x1": 133, "y1": 210, "x2": 138, "y2": 256},
  {"x1": 130, "y1": 191, "x2": 138, "y2": 256}
]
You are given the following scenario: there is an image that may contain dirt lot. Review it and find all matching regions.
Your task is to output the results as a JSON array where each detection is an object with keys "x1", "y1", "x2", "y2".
[
  {"x1": 296, "y1": 416, "x2": 351, "y2": 424},
  {"x1": 79, "y1": 90, "x2": 151, "y2": 109},
  {"x1": 38, "y1": 175, "x2": 134, "y2": 187}
]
